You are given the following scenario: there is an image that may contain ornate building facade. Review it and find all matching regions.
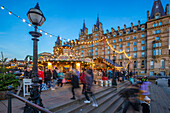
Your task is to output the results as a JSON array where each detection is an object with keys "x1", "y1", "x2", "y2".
[{"x1": 54, "y1": 0, "x2": 170, "y2": 76}]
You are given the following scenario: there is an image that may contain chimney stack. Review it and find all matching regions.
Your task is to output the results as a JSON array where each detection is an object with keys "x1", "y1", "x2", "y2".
[
  {"x1": 147, "y1": 10, "x2": 149, "y2": 20},
  {"x1": 118, "y1": 26, "x2": 120, "y2": 31},
  {"x1": 131, "y1": 22, "x2": 133, "y2": 29},
  {"x1": 138, "y1": 20, "x2": 140, "y2": 27},
  {"x1": 106, "y1": 29, "x2": 109, "y2": 34},
  {"x1": 124, "y1": 24, "x2": 126, "y2": 30},
  {"x1": 166, "y1": 4, "x2": 169, "y2": 15},
  {"x1": 111, "y1": 27, "x2": 115, "y2": 32}
]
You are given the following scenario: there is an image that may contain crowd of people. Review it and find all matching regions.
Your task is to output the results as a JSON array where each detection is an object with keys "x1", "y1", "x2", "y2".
[{"x1": 121, "y1": 75, "x2": 151, "y2": 113}]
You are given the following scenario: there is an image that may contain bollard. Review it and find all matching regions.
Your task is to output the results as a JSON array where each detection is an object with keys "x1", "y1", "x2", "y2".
[
  {"x1": 108, "y1": 80, "x2": 112, "y2": 87},
  {"x1": 101, "y1": 80, "x2": 103, "y2": 87},
  {"x1": 105, "y1": 80, "x2": 108, "y2": 87}
]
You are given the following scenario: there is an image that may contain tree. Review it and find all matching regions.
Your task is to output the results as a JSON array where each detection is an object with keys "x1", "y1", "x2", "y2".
[{"x1": 0, "y1": 52, "x2": 8, "y2": 68}]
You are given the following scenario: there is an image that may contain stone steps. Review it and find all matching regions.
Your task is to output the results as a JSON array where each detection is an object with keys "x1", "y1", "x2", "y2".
[{"x1": 50, "y1": 81, "x2": 130, "y2": 113}]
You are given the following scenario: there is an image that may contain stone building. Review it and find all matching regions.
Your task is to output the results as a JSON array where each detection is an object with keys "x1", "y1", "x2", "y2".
[{"x1": 54, "y1": 0, "x2": 170, "y2": 76}]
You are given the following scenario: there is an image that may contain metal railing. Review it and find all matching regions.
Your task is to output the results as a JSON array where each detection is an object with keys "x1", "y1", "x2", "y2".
[{"x1": 7, "y1": 91, "x2": 52, "y2": 113}]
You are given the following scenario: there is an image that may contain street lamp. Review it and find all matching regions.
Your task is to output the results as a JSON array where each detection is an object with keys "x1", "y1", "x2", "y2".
[
  {"x1": 112, "y1": 50, "x2": 117, "y2": 86},
  {"x1": 27, "y1": 3, "x2": 45, "y2": 107}
]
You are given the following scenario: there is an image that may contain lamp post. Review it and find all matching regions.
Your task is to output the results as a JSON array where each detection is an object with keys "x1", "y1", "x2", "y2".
[
  {"x1": 27, "y1": 3, "x2": 45, "y2": 107},
  {"x1": 112, "y1": 50, "x2": 117, "y2": 86}
]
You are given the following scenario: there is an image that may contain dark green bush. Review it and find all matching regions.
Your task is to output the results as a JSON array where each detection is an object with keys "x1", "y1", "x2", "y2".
[{"x1": 0, "y1": 73, "x2": 19, "y2": 91}]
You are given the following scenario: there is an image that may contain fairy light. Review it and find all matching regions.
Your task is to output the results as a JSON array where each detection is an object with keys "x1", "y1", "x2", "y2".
[
  {"x1": 40, "y1": 30, "x2": 42, "y2": 32},
  {"x1": 28, "y1": 24, "x2": 31, "y2": 26},
  {"x1": 22, "y1": 19, "x2": 26, "y2": 22},
  {"x1": 45, "y1": 32, "x2": 47, "y2": 35},
  {"x1": 9, "y1": 11, "x2": 12, "y2": 15},
  {"x1": 1, "y1": 6, "x2": 4, "y2": 10},
  {"x1": 50, "y1": 34, "x2": 52, "y2": 37}
]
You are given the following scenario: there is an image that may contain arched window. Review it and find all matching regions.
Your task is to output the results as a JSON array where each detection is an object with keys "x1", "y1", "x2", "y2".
[
  {"x1": 150, "y1": 60, "x2": 154, "y2": 69},
  {"x1": 161, "y1": 59, "x2": 165, "y2": 69}
]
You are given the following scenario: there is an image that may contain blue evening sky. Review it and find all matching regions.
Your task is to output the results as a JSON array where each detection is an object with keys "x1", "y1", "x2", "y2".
[{"x1": 0, "y1": 0, "x2": 169, "y2": 60}]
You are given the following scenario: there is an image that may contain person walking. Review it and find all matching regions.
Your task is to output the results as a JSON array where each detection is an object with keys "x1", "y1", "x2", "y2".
[
  {"x1": 57, "y1": 69, "x2": 64, "y2": 87},
  {"x1": 38, "y1": 67, "x2": 44, "y2": 91},
  {"x1": 70, "y1": 69, "x2": 80, "y2": 100},
  {"x1": 80, "y1": 69, "x2": 86, "y2": 94},
  {"x1": 24, "y1": 67, "x2": 32, "y2": 78},
  {"x1": 53, "y1": 67, "x2": 58, "y2": 88},
  {"x1": 84, "y1": 69, "x2": 98, "y2": 107},
  {"x1": 46, "y1": 69, "x2": 52, "y2": 89}
]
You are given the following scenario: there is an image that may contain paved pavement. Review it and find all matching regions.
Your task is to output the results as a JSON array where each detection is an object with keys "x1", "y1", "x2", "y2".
[
  {"x1": 150, "y1": 79, "x2": 170, "y2": 113},
  {"x1": 0, "y1": 82, "x2": 122, "y2": 113}
]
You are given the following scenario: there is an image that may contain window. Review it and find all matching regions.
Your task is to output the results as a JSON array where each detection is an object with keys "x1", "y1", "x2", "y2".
[
  {"x1": 120, "y1": 49, "x2": 123, "y2": 52},
  {"x1": 142, "y1": 34, "x2": 145, "y2": 37},
  {"x1": 134, "y1": 42, "x2": 137, "y2": 46},
  {"x1": 108, "y1": 36, "x2": 110, "y2": 38},
  {"x1": 95, "y1": 43, "x2": 97, "y2": 46},
  {"x1": 158, "y1": 29, "x2": 161, "y2": 33},
  {"x1": 114, "y1": 45, "x2": 116, "y2": 48},
  {"x1": 159, "y1": 22, "x2": 162, "y2": 25},
  {"x1": 142, "y1": 46, "x2": 145, "y2": 50},
  {"x1": 156, "y1": 15, "x2": 159, "y2": 19},
  {"x1": 134, "y1": 61, "x2": 137, "y2": 68},
  {"x1": 134, "y1": 47, "x2": 137, "y2": 51},
  {"x1": 82, "y1": 54, "x2": 83, "y2": 57},
  {"x1": 156, "y1": 49, "x2": 159, "y2": 55},
  {"x1": 114, "y1": 34, "x2": 116, "y2": 37},
  {"x1": 108, "y1": 51, "x2": 110, "y2": 54},
  {"x1": 103, "y1": 42, "x2": 104, "y2": 45},
  {"x1": 141, "y1": 60, "x2": 145, "y2": 68},
  {"x1": 156, "y1": 43, "x2": 159, "y2": 47},
  {"x1": 102, "y1": 47, "x2": 104, "y2": 50},
  {"x1": 142, "y1": 27, "x2": 145, "y2": 31},
  {"x1": 153, "y1": 43, "x2": 155, "y2": 48},
  {"x1": 126, "y1": 37, "x2": 129, "y2": 40},
  {"x1": 96, "y1": 34, "x2": 97, "y2": 36},
  {"x1": 120, "y1": 62, "x2": 122, "y2": 66},
  {"x1": 96, "y1": 52, "x2": 98, "y2": 55},
  {"x1": 120, "y1": 55, "x2": 123, "y2": 59},
  {"x1": 153, "y1": 50, "x2": 155, "y2": 56},
  {"x1": 127, "y1": 54, "x2": 129, "y2": 57},
  {"x1": 142, "y1": 52, "x2": 145, "y2": 57},
  {"x1": 120, "y1": 38, "x2": 122, "y2": 42},
  {"x1": 78, "y1": 47, "x2": 80, "y2": 50},
  {"x1": 134, "y1": 29, "x2": 136, "y2": 33},
  {"x1": 96, "y1": 48, "x2": 98, "y2": 51},
  {"x1": 103, "y1": 52, "x2": 105, "y2": 55},
  {"x1": 134, "y1": 36, "x2": 136, "y2": 39},
  {"x1": 156, "y1": 23, "x2": 159, "y2": 26},
  {"x1": 108, "y1": 41, "x2": 110, "y2": 44},
  {"x1": 82, "y1": 46, "x2": 83, "y2": 48},
  {"x1": 126, "y1": 48, "x2": 129, "y2": 52},
  {"x1": 127, "y1": 31, "x2": 129, "y2": 34},
  {"x1": 120, "y1": 44, "x2": 122, "y2": 48},
  {"x1": 82, "y1": 50, "x2": 83, "y2": 53},
  {"x1": 75, "y1": 48, "x2": 77, "y2": 50},
  {"x1": 114, "y1": 40, "x2": 116, "y2": 43},
  {"x1": 96, "y1": 38, "x2": 97, "y2": 40},
  {"x1": 141, "y1": 40, "x2": 145, "y2": 44},
  {"x1": 160, "y1": 49, "x2": 161, "y2": 55},
  {"x1": 90, "y1": 50, "x2": 91, "y2": 52},
  {"x1": 127, "y1": 43, "x2": 129, "y2": 46},
  {"x1": 120, "y1": 33, "x2": 122, "y2": 36},
  {"x1": 150, "y1": 60, "x2": 154, "y2": 69},
  {"x1": 161, "y1": 59, "x2": 165, "y2": 68},
  {"x1": 108, "y1": 46, "x2": 110, "y2": 49},
  {"x1": 153, "y1": 24, "x2": 155, "y2": 27},
  {"x1": 156, "y1": 37, "x2": 159, "y2": 40},
  {"x1": 87, "y1": 45, "x2": 88, "y2": 48},
  {"x1": 134, "y1": 53, "x2": 137, "y2": 58},
  {"x1": 87, "y1": 50, "x2": 88, "y2": 53}
]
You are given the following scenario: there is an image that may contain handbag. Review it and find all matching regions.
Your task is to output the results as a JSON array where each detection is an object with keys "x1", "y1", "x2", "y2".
[
  {"x1": 62, "y1": 78, "x2": 66, "y2": 83},
  {"x1": 41, "y1": 83, "x2": 47, "y2": 91}
]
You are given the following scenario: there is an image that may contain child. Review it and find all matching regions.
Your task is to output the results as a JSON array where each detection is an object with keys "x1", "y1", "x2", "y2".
[{"x1": 141, "y1": 96, "x2": 151, "y2": 113}]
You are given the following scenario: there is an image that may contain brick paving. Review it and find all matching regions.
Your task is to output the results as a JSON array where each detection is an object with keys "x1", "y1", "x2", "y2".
[{"x1": 0, "y1": 83, "x2": 116, "y2": 113}]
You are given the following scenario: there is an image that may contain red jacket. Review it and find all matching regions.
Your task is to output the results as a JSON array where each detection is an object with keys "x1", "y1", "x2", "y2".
[
  {"x1": 38, "y1": 71, "x2": 44, "y2": 81},
  {"x1": 80, "y1": 73, "x2": 86, "y2": 83}
]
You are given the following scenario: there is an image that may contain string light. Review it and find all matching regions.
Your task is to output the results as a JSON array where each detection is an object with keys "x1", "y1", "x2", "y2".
[
  {"x1": 9, "y1": 11, "x2": 11, "y2": 15},
  {"x1": 1, "y1": 6, "x2": 4, "y2": 9},
  {"x1": 28, "y1": 24, "x2": 31, "y2": 27},
  {"x1": 50, "y1": 34, "x2": 52, "y2": 37},
  {"x1": 22, "y1": 19, "x2": 26, "y2": 22},
  {"x1": 45, "y1": 32, "x2": 47, "y2": 35},
  {"x1": 40, "y1": 30, "x2": 42, "y2": 32}
]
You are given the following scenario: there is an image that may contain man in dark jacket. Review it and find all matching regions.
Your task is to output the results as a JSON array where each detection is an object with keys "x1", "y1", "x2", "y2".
[
  {"x1": 53, "y1": 67, "x2": 58, "y2": 88},
  {"x1": 24, "y1": 67, "x2": 32, "y2": 78},
  {"x1": 45, "y1": 69, "x2": 52, "y2": 88}
]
